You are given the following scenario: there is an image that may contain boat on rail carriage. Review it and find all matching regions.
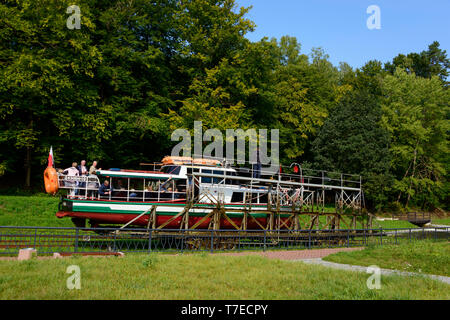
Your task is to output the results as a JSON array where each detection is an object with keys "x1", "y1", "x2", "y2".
[{"x1": 46, "y1": 156, "x2": 363, "y2": 230}]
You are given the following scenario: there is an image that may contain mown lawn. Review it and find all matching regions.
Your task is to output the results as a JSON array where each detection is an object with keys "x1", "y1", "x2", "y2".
[
  {"x1": 432, "y1": 218, "x2": 450, "y2": 225},
  {"x1": 324, "y1": 240, "x2": 450, "y2": 277},
  {"x1": 373, "y1": 219, "x2": 418, "y2": 229},
  {"x1": 0, "y1": 254, "x2": 448, "y2": 300},
  {"x1": 0, "y1": 195, "x2": 70, "y2": 227}
]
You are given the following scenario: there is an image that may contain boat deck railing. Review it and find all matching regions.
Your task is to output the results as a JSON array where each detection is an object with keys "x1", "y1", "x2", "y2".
[{"x1": 57, "y1": 160, "x2": 363, "y2": 210}]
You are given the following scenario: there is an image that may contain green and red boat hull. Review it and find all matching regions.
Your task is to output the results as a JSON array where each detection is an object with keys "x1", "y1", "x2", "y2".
[{"x1": 56, "y1": 198, "x2": 292, "y2": 229}]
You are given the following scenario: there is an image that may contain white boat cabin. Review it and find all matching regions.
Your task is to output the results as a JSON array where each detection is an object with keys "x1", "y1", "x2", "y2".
[{"x1": 57, "y1": 158, "x2": 272, "y2": 204}]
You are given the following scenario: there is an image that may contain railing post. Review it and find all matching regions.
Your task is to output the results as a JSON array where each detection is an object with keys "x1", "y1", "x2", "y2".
[
  {"x1": 238, "y1": 230, "x2": 241, "y2": 252},
  {"x1": 380, "y1": 228, "x2": 382, "y2": 246},
  {"x1": 33, "y1": 228, "x2": 37, "y2": 250},
  {"x1": 148, "y1": 230, "x2": 152, "y2": 253},
  {"x1": 263, "y1": 230, "x2": 266, "y2": 252},
  {"x1": 210, "y1": 230, "x2": 214, "y2": 253},
  {"x1": 74, "y1": 228, "x2": 79, "y2": 253},
  {"x1": 308, "y1": 229, "x2": 311, "y2": 249},
  {"x1": 181, "y1": 229, "x2": 184, "y2": 253},
  {"x1": 346, "y1": 229, "x2": 349, "y2": 248}
]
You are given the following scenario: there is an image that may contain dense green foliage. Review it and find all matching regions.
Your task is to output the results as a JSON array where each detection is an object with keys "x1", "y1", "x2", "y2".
[
  {"x1": 0, "y1": 0, "x2": 448, "y2": 211},
  {"x1": 312, "y1": 90, "x2": 391, "y2": 209}
]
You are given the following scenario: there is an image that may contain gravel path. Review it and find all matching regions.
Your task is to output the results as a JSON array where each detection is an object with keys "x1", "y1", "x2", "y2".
[
  {"x1": 430, "y1": 224, "x2": 450, "y2": 228},
  {"x1": 298, "y1": 258, "x2": 450, "y2": 285},
  {"x1": 218, "y1": 248, "x2": 450, "y2": 285}
]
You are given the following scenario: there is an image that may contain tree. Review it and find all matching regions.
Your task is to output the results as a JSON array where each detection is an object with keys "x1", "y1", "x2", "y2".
[
  {"x1": 312, "y1": 90, "x2": 391, "y2": 209},
  {"x1": 385, "y1": 41, "x2": 450, "y2": 84},
  {"x1": 0, "y1": 0, "x2": 104, "y2": 186},
  {"x1": 0, "y1": 0, "x2": 255, "y2": 184},
  {"x1": 163, "y1": 2, "x2": 262, "y2": 133},
  {"x1": 270, "y1": 39, "x2": 340, "y2": 162},
  {"x1": 380, "y1": 68, "x2": 449, "y2": 208}
]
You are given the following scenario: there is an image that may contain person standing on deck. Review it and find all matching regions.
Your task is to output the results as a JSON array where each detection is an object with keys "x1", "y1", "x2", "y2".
[
  {"x1": 77, "y1": 160, "x2": 88, "y2": 196},
  {"x1": 63, "y1": 162, "x2": 79, "y2": 196},
  {"x1": 89, "y1": 161, "x2": 101, "y2": 175},
  {"x1": 77, "y1": 160, "x2": 88, "y2": 176},
  {"x1": 87, "y1": 161, "x2": 101, "y2": 198},
  {"x1": 63, "y1": 162, "x2": 79, "y2": 176}
]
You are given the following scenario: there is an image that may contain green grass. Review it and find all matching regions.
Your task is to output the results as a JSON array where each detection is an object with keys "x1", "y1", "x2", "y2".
[
  {"x1": 373, "y1": 219, "x2": 418, "y2": 229},
  {"x1": 324, "y1": 240, "x2": 450, "y2": 277},
  {"x1": 0, "y1": 253, "x2": 448, "y2": 299},
  {"x1": 300, "y1": 212, "x2": 369, "y2": 229},
  {"x1": 432, "y1": 218, "x2": 450, "y2": 225},
  {"x1": 0, "y1": 195, "x2": 70, "y2": 227}
]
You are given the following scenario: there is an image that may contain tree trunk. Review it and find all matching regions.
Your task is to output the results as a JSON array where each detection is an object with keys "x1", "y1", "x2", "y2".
[
  {"x1": 397, "y1": 160, "x2": 412, "y2": 202},
  {"x1": 406, "y1": 143, "x2": 418, "y2": 207}
]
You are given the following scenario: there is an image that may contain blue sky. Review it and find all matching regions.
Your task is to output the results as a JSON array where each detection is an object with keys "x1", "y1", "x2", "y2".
[{"x1": 235, "y1": 0, "x2": 450, "y2": 69}]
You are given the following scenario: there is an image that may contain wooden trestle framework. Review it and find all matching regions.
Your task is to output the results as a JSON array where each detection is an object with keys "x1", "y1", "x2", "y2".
[{"x1": 115, "y1": 169, "x2": 373, "y2": 250}]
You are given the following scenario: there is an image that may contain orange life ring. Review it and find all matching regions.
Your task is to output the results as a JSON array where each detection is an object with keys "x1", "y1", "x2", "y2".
[{"x1": 44, "y1": 167, "x2": 59, "y2": 195}]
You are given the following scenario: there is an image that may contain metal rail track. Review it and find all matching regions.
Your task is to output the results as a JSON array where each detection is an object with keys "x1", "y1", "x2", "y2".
[{"x1": 0, "y1": 226, "x2": 448, "y2": 255}]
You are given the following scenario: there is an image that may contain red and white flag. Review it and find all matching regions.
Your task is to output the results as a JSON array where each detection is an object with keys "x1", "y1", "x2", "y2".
[{"x1": 47, "y1": 146, "x2": 54, "y2": 168}]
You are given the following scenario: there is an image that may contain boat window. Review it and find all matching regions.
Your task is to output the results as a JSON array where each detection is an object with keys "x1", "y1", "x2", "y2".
[
  {"x1": 236, "y1": 167, "x2": 251, "y2": 177},
  {"x1": 213, "y1": 170, "x2": 224, "y2": 184},
  {"x1": 161, "y1": 166, "x2": 181, "y2": 175},
  {"x1": 201, "y1": 169, "x2": 212, "y2": 183},
  {"x1": 128, "y1": 178, "x2": 144, "y2": 200},
  {"x1": 187, "y1": 167, "x2": 200, "y2": 177},
  {"x1": 260, "y1": 193, "x2": 268, "y2": 204},
  {"x1": 231, "y1": 192, "x2": 243, "y2": 202},
  {"x1": 225, "y1": 171, "x2": 239, "y2": 185},
  {"x1": 111, "y1": 178, "x2": 128, "y2": 200}
]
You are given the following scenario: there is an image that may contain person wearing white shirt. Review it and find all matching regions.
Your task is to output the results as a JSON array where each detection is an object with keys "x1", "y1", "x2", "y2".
[{"x1": 63, "y1": 162, "x2": 79, "y2": 196}]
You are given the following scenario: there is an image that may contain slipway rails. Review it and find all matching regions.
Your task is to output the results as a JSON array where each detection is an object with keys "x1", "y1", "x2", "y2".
[{"x1": 0, "y1": 226, "x2": 448, "y2": 255}]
